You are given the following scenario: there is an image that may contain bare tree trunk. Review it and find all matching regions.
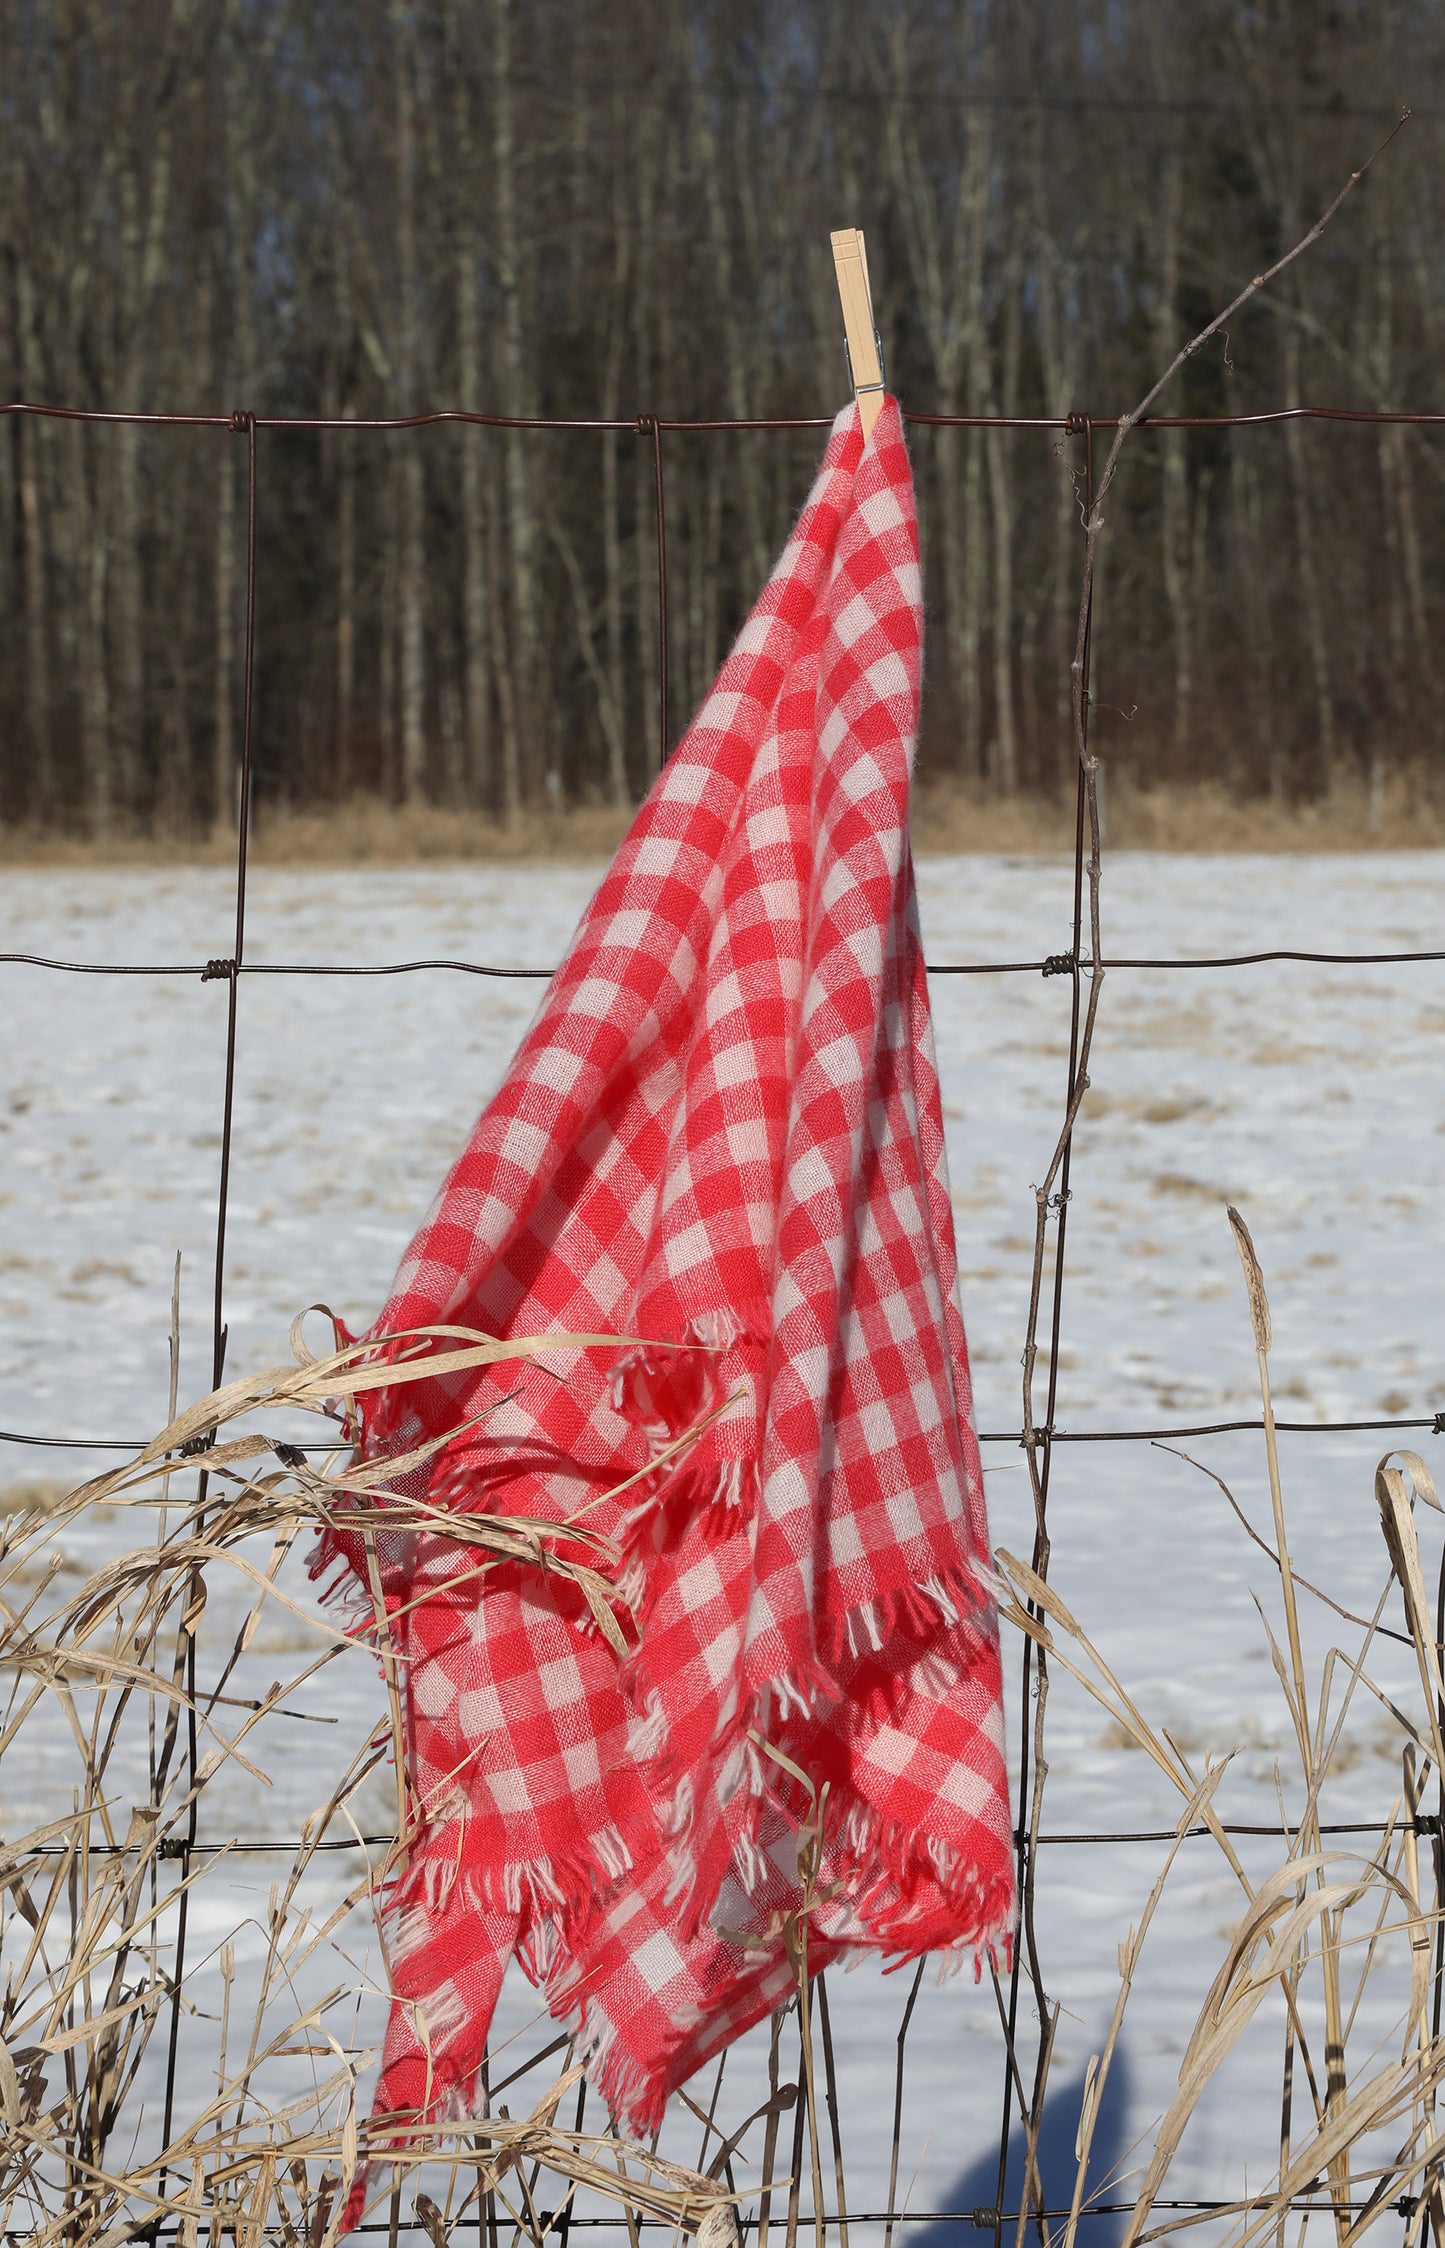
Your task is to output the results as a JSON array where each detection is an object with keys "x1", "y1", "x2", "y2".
[
  {"x1": 1230, "y1": 441, "x2": 1275, "y2": 798},
  {"x1": 448, "y1": 0, "x2": 490, "y2": 809},
  {"x1": 1052, "y1": 422, "x2": 1078, "y2": 795},
  {"x1": 1034, "y1": 250, "x2": 1081, "y2": 787},
  {"x1": 548, "y1": 494, "x2": 630, "y2": 809},
  {"x1": 1248, "y1": 99, "x2": 1337, "y2": 796},
  {"x1": 686, "y1": 460, "x2": 708, "y2": 720},
  {"x1": 1369, "y1": 190, "x2": 1435, "y2": 780},
  {"x1": 85, "y1": 521, "x2": 112, "y2": 830},
  {"x1": 1154, "y1": 133, "x2": 1193, "y2": 760},
  {"x1": 379, "y1": 471, "x2": 399, "y2": 801},
  {"x1": 460, "y1": 423, "x2": 489, "y2": 806},
  {"x1": 963, "y1": 428, "x2": 986, "y2": 779},
  {"x1": 494, "y1": 0, "x2": 537, "y2": 823},
  {"x1": 440, "y1": 676, "x2": 464, "y2": 803},
  {"x1": 1027, "y1": 84, "x2": 1081, "y2": 794},
  {"x1": 983, "y1": 440, "x2": 1016, "y2": 790},
  {"x1": 1188, "y1": 463, "x2": 1213, "y2": 771},
  {"x1": 215, "y1": 0, "x2": 260, "y2": 832},
  {"x1": 111, "y1": 11, "x2": 185, "y2": 824},
  {"x1": 398, "y1": 457, "x2": 427, "y2": 801},
  {"x1": 701, "y1": 445, "x2": 724, "y2": 695},
  {"x1": 565, "y1": 25, "x2": 588, "y2": 326},
  {"x1": 927, "y1": 428, "x2": 963, "y2": 776},
  {"x1": 1403, "y1": 213, "x2": 1445, "y2": 793},
  {"x1": 633, "y1": 93, "x2": 661, "y2": 769},
  {"x1": 336, "y1": 407, "x2": 355, "y2": 795},
  {"x1": 884, "y1": 20, "x2": 989, "y2": 780},
  {"x1": 162, "y1": 535, "x2": 195, "y2": 828},
  {"x1": 111, "y1": 412, "x2": 145, "y2": 820},
  {"x1": 1378, "y1": 427, "x2": 1407, "y2": 741},
  {"x1": 486, "y1": 453, "x2": 520, "y2": 799},
  {"x1": 393, "y1": 0, "x2": 426, "y2": 805},
  {"x1": 959, "y1": 81, "x2": 997, "y2": 784},
  {"x1": 636, "y1": 429, "x2": 660, "y2": 769},
  {"x1": 64, "y1": 420, "x2": 111, "y2": 831},
  {"x1": 42, "y1": 55, "x2": 110, "y2": 832},
  {"x1": 600, "y1": 425, "x2": 627, "y2": 808},
  {"x1": 17, "y1": 413, "x2": 53, "y2": 821},
  {"x1": 599, "y1": 119, "x2": 631, "y2": 809},
  {"x1": 214, "y1": 449, "x2": 235, "y2": 828},
  {"x1": 983, "y1": 227, "x2": 1023, "y2": 791},
  {"x1": 1283, "y1": 321, "x2": 1334, "y2": 788},
  {"x1": 11, "y1": 123, "x2": 53, "y2": 819},
  {"x1": 691, "y1": 32, "x2": 766, "y2": 587},
  {"x1": 1390, "y1": 425, "x2": 1435, "y2": 730}
]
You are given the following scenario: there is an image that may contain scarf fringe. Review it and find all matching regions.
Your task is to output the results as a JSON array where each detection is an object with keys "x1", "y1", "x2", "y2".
[
  {"x1": 618, "y1": 1553, "x2": 1001, "y2": 1928},
  {"x1": 390, "y1": 1819, "x2": 638, "y2": 1927},
  {"x1": 545, "y1": 1976, "x2": 709, "y2": 2141},
  {"x1": 699, "y1": 1767, "x2": 1017, "y2": 1964},
  {"x1": 307, "y1": 1538, "x2": 377, "y2": 1636},
  {"x1": 312, "y1": 1465, "x2": 1006, "y2": 1961},
  {"x1": 543, "y1": 1796, "x2": 1016, "y2": 2140},
  {"x1": 822, "y1": 1792, "x2": 1016, "y2": 1962},
  {"x1": 828, "y1": 1554, "x2": 996, "y2": 1670},
  {"x1": 344, "y1": 2076, "x2": 480, "y2": 2235},
  {"x1": 346, "y1": 1780, "x2": 1013, "y2": 2178},
  {"x1": 615, "y1": 1450, "x2": 760, "y2": 1570},
  {"x1": 307, "y1": 1351, "x2": 1010, "y2": 2157}
]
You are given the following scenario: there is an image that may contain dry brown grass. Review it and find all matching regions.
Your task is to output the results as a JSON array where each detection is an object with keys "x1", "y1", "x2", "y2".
[
  {"x1": 911, "y1": 768, "x2": 1445, "y2": 855},
  {"x1": 4, "y1": 1238, "x2": 1444, "y2": 2248},
  {"x1": 0, "y1": 798, "x2": 637, "y2": 872},
  {"x1": 4, "y1": 770, "x2": 1444, "y2": 870},
  {"x1": 0, "y1": 1322, "x2": 754, "y2": 2248}
]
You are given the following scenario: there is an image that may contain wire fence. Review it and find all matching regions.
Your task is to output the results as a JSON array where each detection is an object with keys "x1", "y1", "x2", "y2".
[{"x1": 2, "y1": 388, "x2": 1443, "y2": 2243}]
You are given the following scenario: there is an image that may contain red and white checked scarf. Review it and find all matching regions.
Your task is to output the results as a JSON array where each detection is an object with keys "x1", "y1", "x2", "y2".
[{"x1": 316, "y1": 397, "x2": 1014, "y2": 2157}]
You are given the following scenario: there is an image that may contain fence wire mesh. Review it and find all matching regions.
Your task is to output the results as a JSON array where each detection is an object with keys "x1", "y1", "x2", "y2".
[{"x1": 1, "y1": 390, "x2": 1443, "y2": 2246}]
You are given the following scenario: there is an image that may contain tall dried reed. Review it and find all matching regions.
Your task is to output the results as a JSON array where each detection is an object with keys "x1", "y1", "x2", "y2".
[{"x1": 2, "y1": 1234, "x2": 1441, "y2": 2248}]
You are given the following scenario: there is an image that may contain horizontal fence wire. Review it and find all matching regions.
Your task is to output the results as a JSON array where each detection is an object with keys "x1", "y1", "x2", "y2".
[
  {"x1": 4, "y1": 948, "x2": 1445, "y2": 978},
  {"x1": 4, "y1": 1415, "x2": 1442, "y2": 1454},
  {"x1": 19, "y1": 1817, "x2": 1442, "y2": 1860},
  {"x1": 140, "y1": 2204, "x2": 1425, "y2": 2237},
  {"x1": 12, "y1": 399, "x2": 1445, "y2": 430},
  {"x1": 4, "y1": 388, "x2": 1443, "y2": 2242}
]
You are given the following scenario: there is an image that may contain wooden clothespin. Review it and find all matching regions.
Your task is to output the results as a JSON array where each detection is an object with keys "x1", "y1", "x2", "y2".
[{"x1": 830, "y1": 227, "x2": 886, "y2": 438}]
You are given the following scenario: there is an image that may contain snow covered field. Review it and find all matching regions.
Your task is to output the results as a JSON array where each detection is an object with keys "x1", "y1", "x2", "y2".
[{"x1": 2, "y1": 850, "x2": 1443, "y2": 2236}]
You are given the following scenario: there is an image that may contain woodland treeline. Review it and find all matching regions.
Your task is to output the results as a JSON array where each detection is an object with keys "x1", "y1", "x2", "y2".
[{"x1": 2, "y1": 0, "x2": 1444, "y2": 831}]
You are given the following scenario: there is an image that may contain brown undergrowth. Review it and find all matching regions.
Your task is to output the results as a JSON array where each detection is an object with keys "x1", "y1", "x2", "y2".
[
  {"x1": 2, "y1": 1237, "x2": 1443, "y2": 2247},
  {"x1": 3, "y1": 771, "x2": 1444, "y2": 870}
]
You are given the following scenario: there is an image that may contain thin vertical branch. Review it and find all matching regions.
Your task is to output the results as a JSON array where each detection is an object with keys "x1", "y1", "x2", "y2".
[
  {"x1": 881, "y1": 1963, "x2": 923, "y2": 2248},
  {"x1": 815, "y1": 1976, "x2": 849, "y2": 2248}
]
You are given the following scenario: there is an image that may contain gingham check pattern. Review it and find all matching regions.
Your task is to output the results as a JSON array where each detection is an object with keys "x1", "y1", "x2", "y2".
[{"x1": 319, "y1": 398, "x2": 1014, "y2": 2165}]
